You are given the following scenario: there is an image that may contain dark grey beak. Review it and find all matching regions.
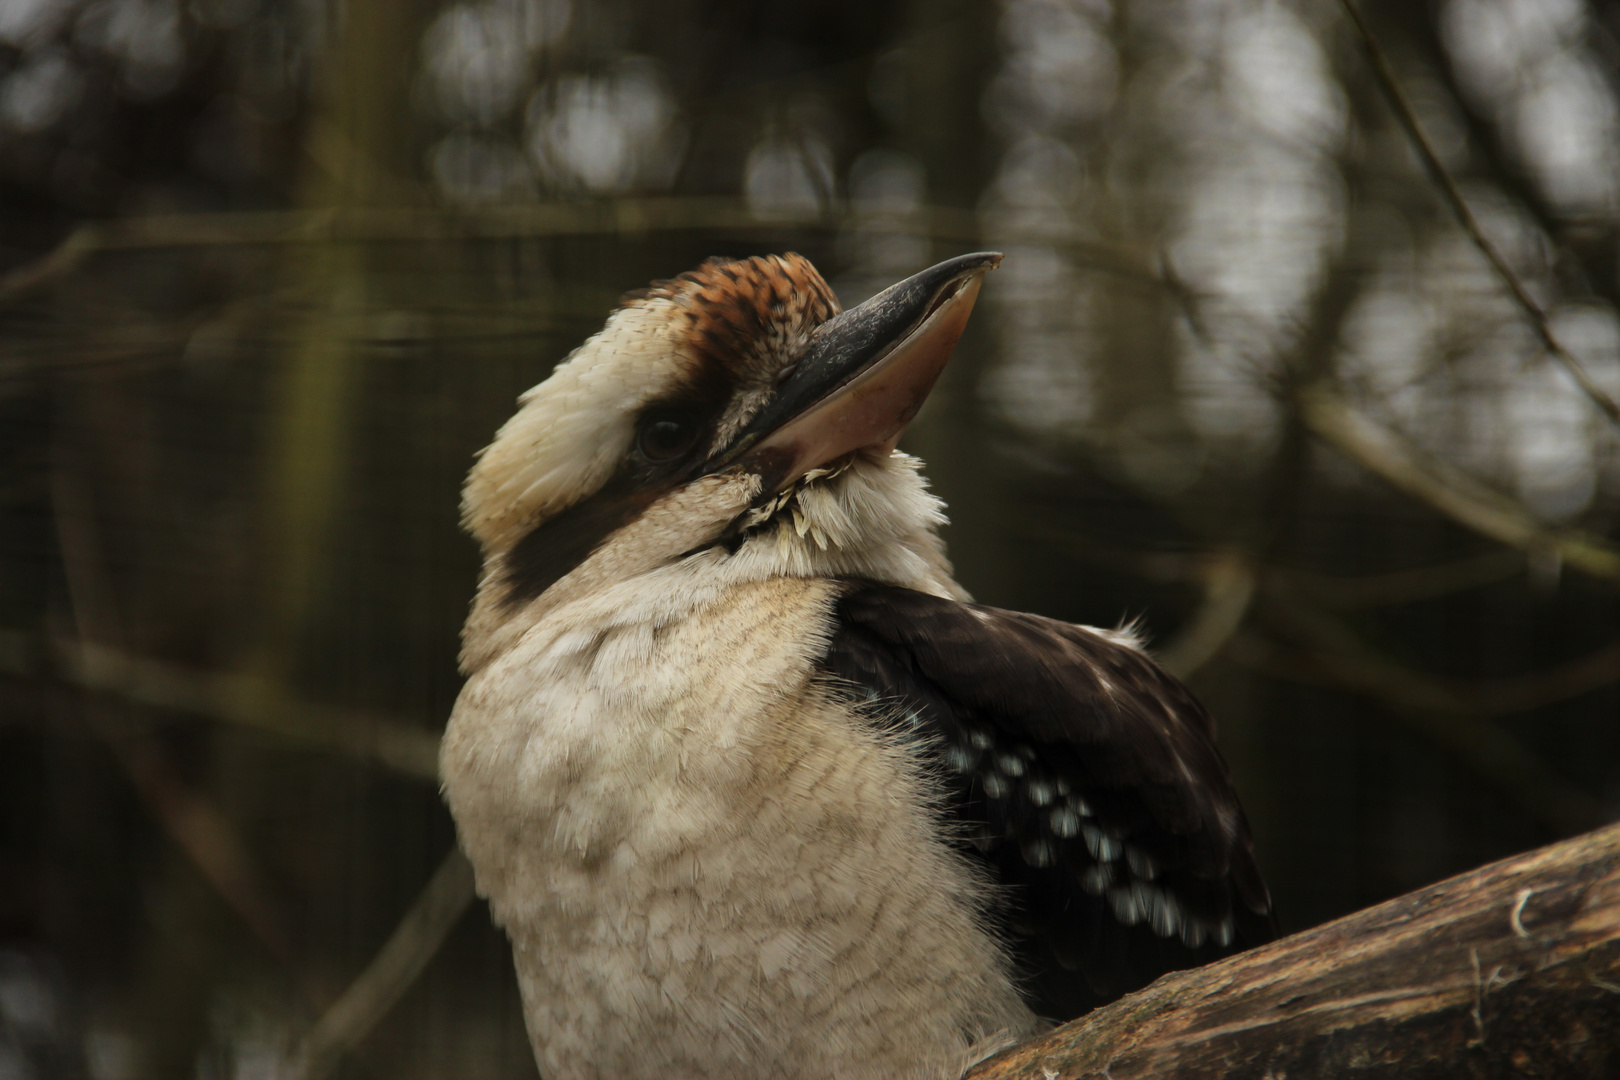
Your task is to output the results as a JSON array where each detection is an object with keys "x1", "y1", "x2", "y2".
[{"x1": 706, "y1": 251, "x2": 1002, "y2": 492}]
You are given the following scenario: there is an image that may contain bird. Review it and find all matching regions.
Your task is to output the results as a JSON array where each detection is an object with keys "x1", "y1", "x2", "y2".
[{"x1": 439, "y1": 251, "x2": 1275, "y2": 1080}]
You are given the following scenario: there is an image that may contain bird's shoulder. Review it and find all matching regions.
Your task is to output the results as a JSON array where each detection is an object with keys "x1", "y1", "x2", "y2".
[{"x1": 815, "y1": 578, "x2": 1276, "y2": 1020}]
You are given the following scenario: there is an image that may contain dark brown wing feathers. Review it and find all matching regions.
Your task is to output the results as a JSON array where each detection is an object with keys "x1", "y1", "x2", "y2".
[{"x1": 819, "y1": 581, "x2": 1276, "y2": 1020}]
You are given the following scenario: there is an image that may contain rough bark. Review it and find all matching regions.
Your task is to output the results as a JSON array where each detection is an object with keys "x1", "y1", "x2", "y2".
[{"x1": 967, "y1": 823, "x2": 1620, "y2": 1079}]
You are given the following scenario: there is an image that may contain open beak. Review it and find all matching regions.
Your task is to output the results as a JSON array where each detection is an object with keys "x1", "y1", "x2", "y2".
[{"x1": 707, "y1": 251, "x2": 1002, "y2": 493}]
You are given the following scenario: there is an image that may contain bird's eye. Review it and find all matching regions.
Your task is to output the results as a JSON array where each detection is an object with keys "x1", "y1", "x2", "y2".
[{"x1": 637, "y1": 412, "x2": 700, "y2": 462}]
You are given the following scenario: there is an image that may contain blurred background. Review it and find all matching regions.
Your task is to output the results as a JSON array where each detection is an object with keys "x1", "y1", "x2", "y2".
[{"x1": 1, "y1": 0, "x2": 1619, "y2": 1075}]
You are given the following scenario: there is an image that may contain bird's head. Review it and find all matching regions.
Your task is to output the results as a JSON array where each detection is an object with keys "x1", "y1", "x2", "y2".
[{"x1": 460, "y1": 250, "x2": 1000, "y2": 671}]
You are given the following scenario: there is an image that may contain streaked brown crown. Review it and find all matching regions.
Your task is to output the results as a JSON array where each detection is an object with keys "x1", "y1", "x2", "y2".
[{"x1": 630, "y1": 253, "x2": 842, "y2": 384}]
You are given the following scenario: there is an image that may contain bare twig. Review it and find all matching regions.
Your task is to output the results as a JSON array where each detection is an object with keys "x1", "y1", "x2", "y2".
[
  {"x1": 290, "y1": 846, "x2": 477, "y2": 1080},
  {"x1": 1337, "y1": 0, "x2": 1620, "y2": 426},
  {"x1": 0, "y1": 200, "x2": 1165, "y2": 305},
  {"x1": 0, "y1": 631, "x2": 440, "y2": 781},
  {"x1": 1022, "y1": 523, "x2": 1530, "y2": 610},
  {"x1": 1020, "y1": 519, "x2": 1616, "y2": 829},
  {"x1": 57, "y1": 639, "x2": 441, "y2": 781},
  {"x1": 1271, "y1": 549, "x2": 1524, "y2": 609},
  {"x1": 1257, "y1": 590, "x2": 1620, "y2": 721},
  {"x1": 50, "y1": 458, "x2": 304, "y2": 967},
  {"x1": 93, "y1": 709, "x2": 296, "y2": 963},
  {"x1": 0, "y1": 226, "x2": 100, "y2": 300},
  {"x1": 5, "y1": 654, "x2": 322, "y2": 952},
  {"x1": 1297, "y1": 384, "x2": 1620, "y2": 582},
  {"x1": 1155, "y1": 550, "x2": 1257, "y2": 679},
  {"x1": 1232, "y1": 633, "x2": 1596, "y2": 833},
  {"x1": 1456, "y1": 639, "x2": 1620, "y2": 716},
  {"x1": 1231, "y1": 594, "x2": 1605, "y2": 833}
]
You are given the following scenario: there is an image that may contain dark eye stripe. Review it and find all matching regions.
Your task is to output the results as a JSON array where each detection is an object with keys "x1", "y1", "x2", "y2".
[
  {"x1": 496, "y1": 256, "x2": 820, "y2": 607},
  {"x1": 500, "y1": 473, "x2": 662, "y2": 608},
  {"x1": 500, "y1": 406, "x2": 715, "y2": 608}
]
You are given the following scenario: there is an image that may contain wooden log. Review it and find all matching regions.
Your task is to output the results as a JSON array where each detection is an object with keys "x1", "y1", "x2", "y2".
[{"x1": 967, "y1": 822, "x2": 1620, "y2": 1079}]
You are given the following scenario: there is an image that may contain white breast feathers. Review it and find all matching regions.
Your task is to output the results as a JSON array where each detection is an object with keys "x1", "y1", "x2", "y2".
[{"x1": 440, "y1": 568, "x2": 1036, "y2": 1080}]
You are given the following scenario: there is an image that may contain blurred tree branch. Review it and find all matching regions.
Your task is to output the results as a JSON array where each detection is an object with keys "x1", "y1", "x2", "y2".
[
  {"x1": 1017, "y1": 527, "x2": 1611, "y2": 832},
  {"x1": 1338, "y1": 0, "x2": 1620, "y2": 427},
  {"x1": 0, "y1": 628, "x2": 437, "y2": 780},
  {"x1": 49, "y1": 452, "x2": 326, "y2": 1056},
  {"x1": 1297, "y1": 384, "x2": 1620, "y2": 583},
  {"x1": 0, "y1": 200, "x2": 1171, "y2": 306},
  {"x1": 68, "y1": 638, "x2": 439, "y2": 779},
  {"x1": 90, "y1": 706, "x2": 299, "y2": 965},
  {"x1": 1031, "y1": 526, "x2": 1527, "y2": 612},
  {"x1": 1268, "y1": 550, "x2": 1525, "y2": 610},
  {"x1": 0, "y1": 630, "x2": 440, "y2": 780},
  {"x1": 1401, "y1": 5, "x2": 1620, "y2": 316},
  {"x1": 1235, "y1": 588, "x2": 1607, "y2": 834},
  {"x1": 1155, "y1": 550, "x2": 1257, "y2": 679},
  {"x1": 291, "y1": 846, "x2": 477, "y2": 1080}
]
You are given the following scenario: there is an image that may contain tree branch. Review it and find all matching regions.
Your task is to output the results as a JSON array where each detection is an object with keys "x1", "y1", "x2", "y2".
[
  {"x1": 1269, "y1": 549, "x2": 1524, "y2": 609},
  {"x1": 0, "y1": 200, "x2": 1167, "y2": 306},
  {"x1": 1155, "y1": 550, "x2": 1257, "y2": 680},
  {"x1": 1249, "y1": 589, "x2": 1620, "y2": 723},
  {"x1": 56, "y1": 637, "x2": 440, "y2": 781},
  {"x1": 92, "y1": 706, "x2": 298, "y2": 966},
  {"x1": 1227, "y1": 596, "x2": 1606, "y2": 835},
  {"x1": 1296, "y1": 384, "x2": 1620, "y2": 583},
  {"x1": 967, "y1": 822, "x2": 1620, "y2": 1078},
  {"x1": 290, "y1": 846, "x2": 477, "y2": 1080},
  {"x1": 1337, "y1": 0, "x2": 1620, "y2": 427},
  {"x1": 0, "y1": 628, "x2": 440, "y2": 781}
]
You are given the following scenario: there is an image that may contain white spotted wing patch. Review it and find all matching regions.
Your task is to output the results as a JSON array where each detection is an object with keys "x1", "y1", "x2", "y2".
[
  {"x1": 820, "y1": 581, "x2": 1275, "y2": 1021},
  {"x1": 936, "y1": 722, "x2": 1225, "y2": 947}
]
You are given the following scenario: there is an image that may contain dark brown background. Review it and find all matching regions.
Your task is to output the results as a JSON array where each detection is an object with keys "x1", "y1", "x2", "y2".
[{"x1": 1, "y1": 0, "x2": 1618, "y2": 1076}]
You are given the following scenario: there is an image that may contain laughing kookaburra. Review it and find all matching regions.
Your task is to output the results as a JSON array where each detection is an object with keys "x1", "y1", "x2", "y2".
[{"x1": 441, "y1": 252, "x2": 1275, "y2": 1080}]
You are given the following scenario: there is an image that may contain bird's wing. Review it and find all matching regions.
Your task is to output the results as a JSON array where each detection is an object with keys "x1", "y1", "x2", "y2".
[{"x1": 818, "y1": 580, "x2": 1276, "y2": 1021}]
